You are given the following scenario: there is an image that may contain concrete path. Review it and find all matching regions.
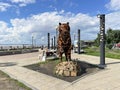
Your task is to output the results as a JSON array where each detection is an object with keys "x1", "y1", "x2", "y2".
[{"x1": 0, "y1": 51, "x2": 120, "y2": 90}]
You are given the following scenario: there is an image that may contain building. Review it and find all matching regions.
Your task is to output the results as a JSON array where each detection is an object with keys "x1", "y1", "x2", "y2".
[{"x1": 73, "y1": 40, "x2": 94, "y2": 48}]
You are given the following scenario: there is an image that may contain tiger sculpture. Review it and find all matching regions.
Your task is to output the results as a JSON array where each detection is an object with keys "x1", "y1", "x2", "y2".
[{"x1": 57, "y1": 22, "x2": 71, "y2": 62}]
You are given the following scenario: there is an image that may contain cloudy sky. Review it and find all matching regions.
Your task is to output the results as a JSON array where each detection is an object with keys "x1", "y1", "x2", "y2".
[{"x1": 0, "y1": 0, "x2": 120, "y2": 45}]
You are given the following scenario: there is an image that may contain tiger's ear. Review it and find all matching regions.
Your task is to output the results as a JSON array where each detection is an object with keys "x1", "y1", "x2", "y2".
[
  {"x1": 67, "y1": 22, "x2": 69, "y2": 25},
  {"x1": 59, "y1": 22, "x2": 61, "y2": 25}
]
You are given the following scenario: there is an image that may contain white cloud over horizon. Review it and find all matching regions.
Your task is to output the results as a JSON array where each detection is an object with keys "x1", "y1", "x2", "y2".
[
  {"x1": 0, "y1": 11, "x2": 99, "y2": 45},
  {"x1": 1, "y1": 10, "x2": 120, "y2": 45},
  {"x1": 1, "y1": 0, "x2": 120, "y2": 45}
]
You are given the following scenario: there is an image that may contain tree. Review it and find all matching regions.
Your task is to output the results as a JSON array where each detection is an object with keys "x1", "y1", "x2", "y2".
[
  {"x1": 94, "y1": 33, "x2": 100, "y2": 46},
  {"x1": 94, "y1": 28, "x2": 120, "y2": 49},
  {"x1": 106, "y1": 28, "x2": 114, "y2": 44}
]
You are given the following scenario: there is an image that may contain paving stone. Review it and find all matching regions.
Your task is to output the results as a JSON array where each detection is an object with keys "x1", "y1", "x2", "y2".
[{"x1": 0, "y1": 51, "x2": 120, "y2": 90}]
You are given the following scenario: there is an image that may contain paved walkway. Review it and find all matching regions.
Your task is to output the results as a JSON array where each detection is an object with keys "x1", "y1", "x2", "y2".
[{"x1": 0, "y1": 51, "x2": 120, "y2": 90}]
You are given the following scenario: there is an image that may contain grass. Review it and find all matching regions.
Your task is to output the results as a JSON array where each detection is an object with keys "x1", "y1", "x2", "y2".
[
  {"x1": 84, "y1": 47, "x2": 100, "y2": 56},
  {"x1": 0, "y1": 70, "x2": 32, "y2": 90},
  {"x1": 12, "y1": 79, "x2": 32, "y2": 90},
  {"x1": 84, "y1": 46, "x2": 120, "y2": 59},
  {"x1": 105, "y1": 49, "x2": 120, "y2": 59},
  {"x1": 0, "y1": 70, "x2": 10, "y2": 77}
]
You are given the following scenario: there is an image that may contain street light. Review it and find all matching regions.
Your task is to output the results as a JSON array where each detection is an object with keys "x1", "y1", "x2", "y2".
[
  {"x1": 51, "y1": 38, "x2": 53, "y2": 49},
  {"x1": 54, "y1": 36, "x2": 56, "y2": 50},
  {"x1": 78, "y1": 29, "x2": 80, "y2": 54},
  {"x1": 47, "y1": 33, "x2": 50, "y2": 49},
  {"x1": 32, "y1": 36, "x2": 34, "y2": 48},
  {"x1": 56, "y1": 28, "x2": 58, "y2": 49}
]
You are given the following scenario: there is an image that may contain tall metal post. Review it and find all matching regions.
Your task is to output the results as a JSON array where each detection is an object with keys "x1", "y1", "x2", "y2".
[
  {"x1": 97, "y1": 14, "x2": 106, "y2": 67},
  {"x1": 51, "y1": 38, "x2": 53, "y2": 49},
  {"x1": 56, "y1": 28, "x2": 58, "y2": 50},
  {"x1": 78, "y1": 29, "x2": 80, "y2": 54},
  {"x1": 48, "y1": 33, "x2": 50, "y2": 49},
  {"x1": 54, "y1": 36, "x2": 56, "y2": 50},
  {"x1": 32, "y1": 36, "x2": 34, "y2": 48},
  {"x1": 34, "y1": 39, "x2": 36, "y2": 48}
]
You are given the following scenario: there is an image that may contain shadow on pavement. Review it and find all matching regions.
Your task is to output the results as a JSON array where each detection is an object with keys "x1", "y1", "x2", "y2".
[
  {"x1": 106, "y1": 61, "x2": 120, "y2": 65},
  {"x1": 0, "y1": 62, "x2": 17, "y2": 67}
]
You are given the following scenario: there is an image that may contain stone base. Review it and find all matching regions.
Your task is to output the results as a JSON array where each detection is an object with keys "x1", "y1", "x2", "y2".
[{"x1": 55, "y1": 61, "x2": 81, "y2": 76}]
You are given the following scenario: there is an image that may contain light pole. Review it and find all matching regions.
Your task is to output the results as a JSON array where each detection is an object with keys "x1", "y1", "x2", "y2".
[
  {"x1": 34, "y1": 39, "x2": 36, "y2": 48},
  {"x1": 97, "y1": 14, "x2": 106, "y2": 68},
  {"x1": 56, "y1": 28, "x2": 58, "y2": 49},
  {"x1": 54, "y1": 36, "x2": 56, "y2": 50},
  {"x1": 51, "y1": 38, "x2": 53, "y2": 49},
  {"x1": 48, "y1": 33, "x2": 50, "y2": 49},
  {"x1": 78, "y1": 29, "x2": 80, "y2": 54},
  {"x1": 32, "y1": 36, "x2": 34, "y2": 48}
]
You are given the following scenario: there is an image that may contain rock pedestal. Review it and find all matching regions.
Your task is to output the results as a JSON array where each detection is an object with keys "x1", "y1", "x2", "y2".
[{"x1": 55, "y1": 61, "x2": 81, "y2": 76}]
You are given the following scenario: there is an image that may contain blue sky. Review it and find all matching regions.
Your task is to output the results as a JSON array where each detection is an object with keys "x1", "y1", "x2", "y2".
[
  {"x1": 1, "y1": 0, "x2": 109, "y2": 21},
  {"x1": 0, "y1": 0, "x2": 120, "y2": 45}
]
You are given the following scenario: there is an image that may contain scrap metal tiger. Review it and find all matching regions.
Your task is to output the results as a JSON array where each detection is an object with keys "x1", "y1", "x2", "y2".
[{"x1": 57, "y1": 22, "x2": 71, "y2": 62}]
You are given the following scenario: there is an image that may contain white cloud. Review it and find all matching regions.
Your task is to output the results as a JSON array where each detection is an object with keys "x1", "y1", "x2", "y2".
[
  {"x1": 10, "y1": 0, "x2": 36, "y2": 7},
  {"x1": 0, "y1": 2, "x2": 11, "y2": 12},
  {"x1": 0, "y1": 21, "x2": 9, "y2": 34},
  {"x1": 0, "y1": 21, "x2": 21, "y2": 44},
  {"x1": 106, "y1": 0, "x2": 120, "y2": 11},
  {"x1": 106, "y1": 12, "x2": 120, "y2": 30},
  {"x1": 1, "y1": 1, "x2": 120, "y2": 45},
  {"x1": 2, "y1": 11, "x2": 120, "y2": 45},
  {"x1": 0, "y1": 11, "x2": 99, "y2": 44},
  {"x1": 0, "y1": 0, "x2": 36, "y2": 13}
]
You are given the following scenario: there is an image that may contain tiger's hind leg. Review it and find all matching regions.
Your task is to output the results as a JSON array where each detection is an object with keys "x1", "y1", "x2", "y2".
[{"x1": 67, "y1": 48, "x2": 71, "y2": 61}]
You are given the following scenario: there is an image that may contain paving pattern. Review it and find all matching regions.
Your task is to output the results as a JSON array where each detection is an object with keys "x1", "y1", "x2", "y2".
[{"x1": 0, "y1": 51, "x2": 120, "y2": 90}]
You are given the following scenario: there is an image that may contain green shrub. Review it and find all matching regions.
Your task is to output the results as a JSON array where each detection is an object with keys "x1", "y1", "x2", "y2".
[{"x1": 106, "y1": 44, "x2": 113, "y2": 49}]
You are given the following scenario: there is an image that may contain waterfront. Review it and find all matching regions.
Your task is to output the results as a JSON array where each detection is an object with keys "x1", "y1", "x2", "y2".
[{"x1": 0, "y1": 44, "x2": 41, "y2": 50}]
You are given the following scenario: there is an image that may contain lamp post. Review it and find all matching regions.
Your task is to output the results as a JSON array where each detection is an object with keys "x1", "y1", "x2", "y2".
[
  {"x1": 32, "y1": 36, "x2": 34, "y2": 48},
  {"x1": 51, "y1": 38, "x2": 53, "y2": 49},
  {"x1": 34, "y1": 39, "x2": 36, "y2": 48},
  {"x1": 97, "y1": 14, "x2": 106, "y2": 68},
  {"x1": 48, "y1": 33, "x2": 50, "y2": 49},
  {"x1": 73, "y1": 33, "x2": 75, "y2": 52},
  {"x1": 56, "y1": 28, "x2": 58, "y2": 49},
  {"x1": 78, "y1": 29, "x2": 80, "y2": 54},
  {"x1": 54, "y1": 36, "x2": 56, "y2": 50}
]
